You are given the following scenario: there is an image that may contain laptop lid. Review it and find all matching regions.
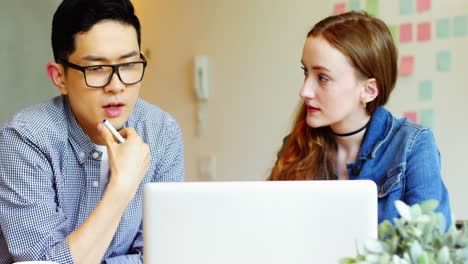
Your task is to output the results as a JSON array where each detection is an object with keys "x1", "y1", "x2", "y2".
[{"x1": 143, "y1": 180, "x2": 377, "y2": 264}]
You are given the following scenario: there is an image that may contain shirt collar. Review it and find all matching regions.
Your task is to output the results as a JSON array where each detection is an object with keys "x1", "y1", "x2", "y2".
[
  {"x1": 357, "y1": 107, "x2": 394, "y2": 160},
  {"x1": 63, "y1": 97, "x2": 140, "y2": 164},
  {"x1": 63, "y1": 96, "x2": 100, "y2": 165}
]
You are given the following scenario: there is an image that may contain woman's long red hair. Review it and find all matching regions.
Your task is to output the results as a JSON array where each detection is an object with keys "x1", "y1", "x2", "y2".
[{"x1": 269, "y1": 11, "x2": 397, "y2": 181}]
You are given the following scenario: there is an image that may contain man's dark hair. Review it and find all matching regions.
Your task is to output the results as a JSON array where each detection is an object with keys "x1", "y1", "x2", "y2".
[{"x1": 51, "y1": 0, "x2": 141, "y2": 62}]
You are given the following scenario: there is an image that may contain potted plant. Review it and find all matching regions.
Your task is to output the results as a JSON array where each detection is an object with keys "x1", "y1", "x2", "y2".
[{"x1": 340, "y1": 200, "x2": 468, "y2": 264}]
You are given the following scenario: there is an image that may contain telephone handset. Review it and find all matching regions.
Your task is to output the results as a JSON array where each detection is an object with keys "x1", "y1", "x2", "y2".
[{"x1": 194, "y1": 55, "x2": 209, "y2": 101}]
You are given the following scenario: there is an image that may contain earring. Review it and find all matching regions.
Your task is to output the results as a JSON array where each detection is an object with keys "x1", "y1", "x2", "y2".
[{"x1": 361, "y1": 97, "x2": 367, "y2": 109}]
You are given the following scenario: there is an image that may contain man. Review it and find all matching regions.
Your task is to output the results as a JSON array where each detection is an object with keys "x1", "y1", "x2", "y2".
[{"x1": 0, "y1": 0, "x2": 184, "y2": 263}]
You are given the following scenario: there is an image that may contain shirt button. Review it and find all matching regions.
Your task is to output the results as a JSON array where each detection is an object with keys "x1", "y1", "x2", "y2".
[
  {"x1": 93, "y1": 181, "x2": 99, "y2": 188},
  {"x1": 352, "y1": 167, "x2": 361, "y2": 176},
  {"x1": 79, "y1": 152, "x2": 86, "y2": 159},
  {"x1": 92, "y1": 152, "x2": 100, "y2": 159}
]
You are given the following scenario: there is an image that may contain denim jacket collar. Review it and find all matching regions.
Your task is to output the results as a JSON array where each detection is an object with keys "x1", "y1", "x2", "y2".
[{"x1": 356, "y1": 107, "x2": 394, "y2": 161}]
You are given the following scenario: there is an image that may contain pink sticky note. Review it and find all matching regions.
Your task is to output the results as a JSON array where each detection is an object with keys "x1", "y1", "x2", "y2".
[
  {"x1": 417, "y1": 22, "x2": 431, "y2": 41},
  {"x1": 400, "y1": 23, "x2": 413, "y2": 43},
  {"x1": 403, "y1": 112, "x2": 418, "y2": 123},
  {"x1": 333, "y1": 3, "x2": 347, "y2": 15},
  {"x1": 399, "y1": 56, "x2": 415, "y2": 76},
  {"x1": 417, "y1": 0, "x2": 431, "y2": 12}
]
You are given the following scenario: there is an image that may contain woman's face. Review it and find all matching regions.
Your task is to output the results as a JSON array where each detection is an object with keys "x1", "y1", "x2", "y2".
[{"x1": 300, "y1": 35, "x2": 371, "y2": 133}]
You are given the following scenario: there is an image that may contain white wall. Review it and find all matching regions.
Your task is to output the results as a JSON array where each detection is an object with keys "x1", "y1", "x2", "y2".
[{"x1": 135, "y1": 0, "x2": 334, "y2": 183}]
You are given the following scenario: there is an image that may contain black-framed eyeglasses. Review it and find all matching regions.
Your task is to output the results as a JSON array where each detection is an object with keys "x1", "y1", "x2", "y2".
[{"x1": 58, "y1": 54, "x2": 147, "y2": 88}]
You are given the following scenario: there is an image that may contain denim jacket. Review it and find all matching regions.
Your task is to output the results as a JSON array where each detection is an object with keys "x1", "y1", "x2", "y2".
[{"x1": 348, "y1": 107, "x2": 451, "y2": 228}]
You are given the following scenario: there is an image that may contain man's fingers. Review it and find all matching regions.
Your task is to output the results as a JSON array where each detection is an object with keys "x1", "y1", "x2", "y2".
[
  {"x1": 97, "y1": 123, "x2": 116, "y2": 146},
  {"x1": 119, "y1": 127, "x2": 137, "y2": 139}
]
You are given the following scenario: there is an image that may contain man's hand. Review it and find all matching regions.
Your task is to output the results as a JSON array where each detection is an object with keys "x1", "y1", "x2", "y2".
[{"x1": 97, "y1": 123, "x2": 151, "y2": 195}]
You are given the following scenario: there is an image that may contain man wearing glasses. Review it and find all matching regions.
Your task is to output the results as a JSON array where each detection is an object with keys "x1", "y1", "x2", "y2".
[{"x1": 0, "y1": 0, "x2": 184, "y2": 263}]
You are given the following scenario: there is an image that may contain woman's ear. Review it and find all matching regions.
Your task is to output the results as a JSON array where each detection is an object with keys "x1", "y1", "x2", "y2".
[
  {"x1": 361, "y1": 78, "x2": 379, "y2": 105},
  {"x1": 46, "y1": 62, "x2": 68, "y2": 95}
]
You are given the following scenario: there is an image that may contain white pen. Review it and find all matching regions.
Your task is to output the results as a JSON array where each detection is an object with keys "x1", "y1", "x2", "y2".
[{"x1": 102, "y1": 119, "x2": 126, "y2": 143}]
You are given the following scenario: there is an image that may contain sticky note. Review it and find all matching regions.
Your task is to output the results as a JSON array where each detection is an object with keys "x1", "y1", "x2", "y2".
[
  {"x1": 420, "y1": 109, "x2": 434, "y2": 129},
  {"x1": 403, "y1": 111, "x2": 418, "y2": 123},
  {"x1": 417, "y1": 22, "x2": 431, "y2": 42},
  {"x1": 333, "y1": 3, "x2": 347, "y2": 15},
  {"x1": 400, "y1": 0, "x2": 415, "y2": 15},
  {"x1": 416, "y1": 0, "x2": 431, "y2": 12},
  {"x1": 348, "y1": 0, "x2": 361, "y2": 11},
  {"x1": 418, "y1": 80, "x2": 433, "y2": 101},
  {"x1": 399, "y1": 55, "x2": 415, "y2": 76},
  {"x1": 436, "y1": 51, "x2": 451, "y2": 72},
  {"x1": 436, "y1": 18, "x2": 450, "y2": 39},
  {"x1": 400, "y1": 23, "x2": 413, "y2": 43},
  {"x1": 388, "y1": 24, "x2": 399, "y2": 43},
  {"x1": 366, "y1": 0, "x2": 379, "y2": 16},
  {"x1": 453, "y1": 16, "x2": 468, "y2": 37}
]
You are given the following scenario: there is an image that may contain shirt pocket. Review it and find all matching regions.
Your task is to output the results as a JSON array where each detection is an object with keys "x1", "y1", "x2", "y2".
[{"x1": 377, "y1": 164, "x2": 404, "y2": 198}]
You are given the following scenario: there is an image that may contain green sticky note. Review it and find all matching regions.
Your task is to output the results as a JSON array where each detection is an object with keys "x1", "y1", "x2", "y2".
[
  {"x1": 418, "y1": 80, "x2": 433, "y2": 101},
  {"x1": 366, "y1": 0, "x2": 379, "y2": 16},
  {"x1": 453, "y1": 16, "x2": 467, "y2": 37},
  {"x1": 400, "y1": 0, "x2": 415, "y2": 15},
  {"x1": 349, "y1": 0, "x2": 361, "y2": 11},
  {"x1": 436, "y1": 18, "x2": 450, "y2": 39},
  {"x1": 420, "y1": 109, "x2": 434, "y2": 129},
  {"x1": 437, "y1": 51, "x2": 451, "y2": 72},
  {"x1": 388, "y1": 24, "x2": 399, "y2": 43}
]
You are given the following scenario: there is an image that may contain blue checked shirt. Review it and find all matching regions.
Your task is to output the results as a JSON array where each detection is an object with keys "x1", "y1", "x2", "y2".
[{"x1": 0, "y1": 96, "x2": 184, "y2": 263}]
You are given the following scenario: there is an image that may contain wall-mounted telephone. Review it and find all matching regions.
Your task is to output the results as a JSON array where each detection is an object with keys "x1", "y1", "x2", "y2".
[
  {"x1": 194, "y1": 55, "x2": 209, "y2": 101},
  {"x1": 193, "y1": 55, "x2": 209, "y2": 137}
]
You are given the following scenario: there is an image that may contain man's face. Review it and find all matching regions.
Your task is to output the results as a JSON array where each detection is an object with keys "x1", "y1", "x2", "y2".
[{"x1": 60, "y1": 20, "x2": 142, "y2": 145}]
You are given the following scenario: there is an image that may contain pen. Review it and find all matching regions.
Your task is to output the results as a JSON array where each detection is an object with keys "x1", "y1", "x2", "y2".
[{"x1": 102, "y1": 119, "x2": 126, "y2": 143}]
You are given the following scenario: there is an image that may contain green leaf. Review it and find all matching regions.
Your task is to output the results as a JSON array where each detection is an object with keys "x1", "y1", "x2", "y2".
[
  {"x1": 407, "y1": 225, "x2": 423, "y2": 238},
  {"x1": 409, "y1": 241, "x2": 423, "y2": 262},
  {"x1": 417, "y1": 251, "x2": 429, "y2": 264},
  {"x1": 339, "y1": 257, "x2": 356, "y2": 264},
  {"x1": 456, "y1": 247, "x2": 468, "y2": 260},
  {"x1": 378, "y1": 253, "x2": 391, "y2": 264},
  {"x1": 420, "y1": 199, "x2": 439, "y2": 214},
  {"x1": 378, "y1": 220, "x2": 395, "y2": 240},
  {"x1": 410, "y1": 204, "x2": 422, "y2": 220},
  {"x1": 363, "y1": 254, "x2": 379, "y2": 263},
  {"x1": 365, "y1": 240, "x2": 386, "y2": 253},
  {"x1": 437, "y1": 246, "x2": 449, "y2": 263},
  {"x1": 395, "y1": 219, "x2": 409, "y2": 237},
  {"x1": 435, "y1": 213, "x2": 446, "y2": 233},
  {"x1": 415, "y1": 214, "x2": 431, "y2": 226},
  {"x1": 395, "y1": 200, "x2": 412, "y2": 222}
]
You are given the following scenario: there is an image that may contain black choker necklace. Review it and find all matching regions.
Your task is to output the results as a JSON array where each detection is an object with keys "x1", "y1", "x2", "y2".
[{"x1": 331, "y1": 120, "x2": 370, "y2": 137}]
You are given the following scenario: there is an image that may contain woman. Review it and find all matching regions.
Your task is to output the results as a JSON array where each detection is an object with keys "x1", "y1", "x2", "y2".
[{"x1": 269, "y1": 11, "x2": 451, "y2": 227}]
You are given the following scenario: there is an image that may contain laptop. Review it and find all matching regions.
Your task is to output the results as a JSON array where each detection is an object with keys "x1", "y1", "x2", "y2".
[{"x1": 143, "y1": 180, "x2": 377, "y2": 264}]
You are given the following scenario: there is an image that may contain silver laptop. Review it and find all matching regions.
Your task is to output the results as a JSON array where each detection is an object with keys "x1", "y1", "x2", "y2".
[{"x1": 143, "y1": 180, "x2": 377, "y2": 264}]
